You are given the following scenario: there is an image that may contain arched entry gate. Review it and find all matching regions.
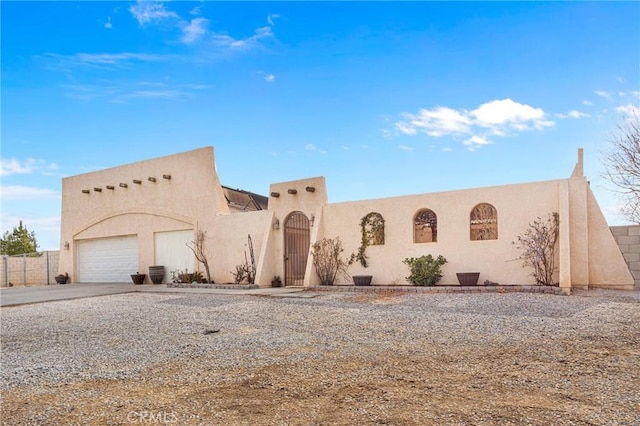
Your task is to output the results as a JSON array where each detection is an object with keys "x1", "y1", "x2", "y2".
[{"x1": 284, "y1": 211, "x2": 310, "y2": 286}]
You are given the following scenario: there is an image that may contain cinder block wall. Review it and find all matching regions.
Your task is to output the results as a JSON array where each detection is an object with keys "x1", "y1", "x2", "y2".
[
  {"x1": 610, "y1": 225, "x2": 640, "y2": 290},
  {"x1": 0, "y1": 251, "x2": 61, "y2": 287}
]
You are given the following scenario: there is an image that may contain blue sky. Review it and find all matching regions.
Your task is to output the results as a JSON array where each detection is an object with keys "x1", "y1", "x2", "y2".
[{"x1": 2, "y1": 1, "x2": 639, "y2": 250}]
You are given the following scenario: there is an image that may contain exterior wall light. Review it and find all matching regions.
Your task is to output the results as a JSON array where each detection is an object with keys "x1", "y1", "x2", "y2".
[
  {"x1": 82, "y1": 189, "x2": 90, "y2": 194},
  {"x1": 162, "y1": 174, "x2": 171, "y2": 180},
  {"x1": 310, "y1": 214, "x2": 315, "y2": 227},
  {"x1": 106, "y1": 185, "x2": 115, "y2": 190},
  {"x1": 305, "y1": 186, "x2": 316, "y2": 193},
  {"x1": 148, "y1": 177, "x2": 156, "y2": 182},
  {"x1": 273, "y1": 219, "x2": 280, "y2": 230},
  {"x1": 270, "y1": 192, "x2": 280, "y2": 198},
  {"x1": 64, "y1": 241, "x2": 70, "y2": 250},
  {"x1": 287, "y1": 189, "x2": 297, "y2": 195},
  {"x1": 119, "y1": 183, "x2": 128, "y2": 188},
  {"x1": 133, "y1": 179, "x2": 142, "y2": 184}
]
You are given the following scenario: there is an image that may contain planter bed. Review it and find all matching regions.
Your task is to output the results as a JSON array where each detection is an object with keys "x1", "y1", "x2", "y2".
[{"x1": 167, "y1": 283, "x2": 260, "y2": 290}]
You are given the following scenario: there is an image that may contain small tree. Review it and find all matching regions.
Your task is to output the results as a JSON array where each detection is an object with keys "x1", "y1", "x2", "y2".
[
  {"x1": 513, "y1": 213, "x2": 559, "y2": 286},
  {"x1": 602, "y1": 114, "x2": 640, "y2": 223},
  {"x1": 311, "y1": 237, "x2": 352, "y2": 285},
  {"x1": 403, "y1": 255, "x2": 447, "y2": 286},
  {"x1": 186, "y1": 230, "x2": 213, "y2": 283},
  {"x1": 0, "y1": 221, "x2": 39, "y2": 255}
]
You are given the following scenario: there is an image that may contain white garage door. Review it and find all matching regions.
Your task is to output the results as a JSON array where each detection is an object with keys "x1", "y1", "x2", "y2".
[
  {"x1": 77, "y1": 236, "x2": 138, "y2": 283},
  {"x1": 154, "y1": 230, "x2": 194, "y2": 283}
]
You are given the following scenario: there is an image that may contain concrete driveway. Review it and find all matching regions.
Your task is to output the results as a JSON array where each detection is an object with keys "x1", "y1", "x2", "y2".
[{"x1": 0, "y1": 283, "x2": 306, "y2": 307}]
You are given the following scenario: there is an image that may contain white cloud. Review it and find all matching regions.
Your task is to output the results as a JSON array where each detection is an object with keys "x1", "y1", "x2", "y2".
[
  {"x1": 0, "y1": 185, "x2": 59, "y2": 200},
  {"x1": 582, "y1": 100, "x2": 593, "y2": 106},
  {"x1": 211, "y1": 26, "x2": 273, "y2": 50},
  {"x1": 464, "y1": 135, "x2": 491, "y2": 151},
  {"x1": 264, "y1": 73, "x2": 275, "y2": 83},
  {"x1": 556, "y1": 110, "x2": 590, "y2": 119},
  {"x1": 305, "y1": 144, "x2": 327, "y2": 154},
  {"x1": 568, "y1": 110, "x2": 590, "y2": 119},
  {"x1": 129, "y1": 1, "x2": 179, "y2": 26},
  {"x1": 595, "y1": 90, "x2": 612, "y2": 98},
  {"x1": 472, "y1": 99, "x2": 550, "y2": 130},
  {"x1": 398, "y1": 145, "x2": 414, "y2": 152},
  {"x1": 267, "y1": 13, "x2": 280, "y2": 26},
  {"x1": 190, "y1": 5, "x2": 203, "y2": 16},
  {"x1": 181, "y1": 17, "x2": 208, "y2": 44},
  {"x1": 399, "y1": 106, "x2": 471, "y2": 137},
  {"x1": 631, "y1": 91, "x2": 640, "y2": 99},
  {"x1": 616, "y1": 104, "x2": 640, "y2": 117},
  {"x1": 1, "y1": 158, "x2": 59, "y2": 176},
  {"x1": 104, "y1": 16, "x2": 113, "y2": 29},
  {"x1": 394, "y1": 98, "x2": 554, "y2": 148}
]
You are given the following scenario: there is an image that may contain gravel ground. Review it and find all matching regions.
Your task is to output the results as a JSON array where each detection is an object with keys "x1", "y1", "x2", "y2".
[{"x1": 1, "y1": 290, "x2": 639, "y2": 425}]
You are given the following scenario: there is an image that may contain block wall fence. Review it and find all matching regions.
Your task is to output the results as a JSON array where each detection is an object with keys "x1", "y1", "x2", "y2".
[
  {"x1": 610, "y1": 225, "x2": 640, "y2": 290},
  {"x1": 1, "y1": 251, "x2": 61, "y2": 287}
]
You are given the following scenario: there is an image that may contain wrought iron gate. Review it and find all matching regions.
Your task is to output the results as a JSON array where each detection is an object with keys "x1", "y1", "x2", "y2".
[{"x1": 284, "y1": 212, "x2": 310, "y2": 286}]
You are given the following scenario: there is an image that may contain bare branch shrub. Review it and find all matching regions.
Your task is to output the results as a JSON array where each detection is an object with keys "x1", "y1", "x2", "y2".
[
  {"x1": 187, "y1": 230, "x2": 213, "y2": 283},
  {"x1": 602, "y1": 113, "x2": 640, "y2": 223},
  {"x1": 231, "y1": 235, "x2": 256, "y2": 285},
  {"x1": 513, "y1": 213, "x2": 559, "y2": 286},
  {"x1": 311, "y1": 237, "x2": 351, "y2": 285}
]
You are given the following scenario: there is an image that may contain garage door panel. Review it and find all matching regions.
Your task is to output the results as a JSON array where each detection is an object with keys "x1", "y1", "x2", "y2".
[{"x1": 77, "y1": 236, "x2": 138, "y2": 283}]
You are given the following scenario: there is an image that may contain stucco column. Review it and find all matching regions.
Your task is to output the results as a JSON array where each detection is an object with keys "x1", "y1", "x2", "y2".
[{"x1": 559, "y1": 180, "x2": 572, "y2": 295}]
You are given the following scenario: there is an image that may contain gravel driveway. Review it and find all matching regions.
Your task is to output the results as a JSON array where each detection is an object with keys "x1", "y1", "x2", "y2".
[{"x1": 1, "y1": 290, "x2": 639, "y2": 425}]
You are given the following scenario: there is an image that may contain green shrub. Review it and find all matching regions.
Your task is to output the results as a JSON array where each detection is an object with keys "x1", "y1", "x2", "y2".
[{"x1": 403, "y1": 255, "x2": 447, "y2": 286}]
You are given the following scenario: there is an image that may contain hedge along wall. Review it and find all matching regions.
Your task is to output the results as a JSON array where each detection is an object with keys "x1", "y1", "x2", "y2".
[{"x1": 1, "y1": 251, "x2": 61, "y2": 287}]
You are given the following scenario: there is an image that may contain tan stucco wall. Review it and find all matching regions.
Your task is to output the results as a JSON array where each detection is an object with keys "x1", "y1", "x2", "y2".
[
  {"x1": 319, "y1": 180, "x2": 561, "y2": 286},
  {"x1": 59, "y1": 147, "x2": 228, "y2": 282},
  {"x1": 58, "y1": 146, "x2": 633, "y2": 291}
]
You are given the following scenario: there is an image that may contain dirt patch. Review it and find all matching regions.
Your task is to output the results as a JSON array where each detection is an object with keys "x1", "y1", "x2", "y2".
[{"x1": 3, "y1": 340, "x2": 639, "y2": 425}]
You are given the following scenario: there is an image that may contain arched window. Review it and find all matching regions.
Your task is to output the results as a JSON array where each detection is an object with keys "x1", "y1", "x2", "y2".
[
  {"x1": 362, "y1": 212, "x2": 385, "y2": 245},
  {"x1": 414, "y1": 209, "x2": 437, "y2": 243},
  {"x1": 470, "y1": 203, "x2": 498, "y2": 240}
]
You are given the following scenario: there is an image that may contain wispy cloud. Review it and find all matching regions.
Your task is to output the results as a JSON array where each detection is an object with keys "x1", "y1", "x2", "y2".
[
  {"x1": 582, "y1": 100, "x2": 593, "y2": 106},
  {"x1": 63, "y1": 81, "x2": 211, "y2": 103},
  {"x1": 0, "y1": 185, "x2": 60, "y2": 200},
  {"x1": 305, "y1": 144, "x2": 327, "y2": 154},
  {"x1": 129, "y1": 1, "x2": 179, "y2": 26},
  {"x1": 464, "y1": 135, "x2": 491, "y2": 151},
  {"x1": 267, "y1": 13, "x2": 280, "y2": 26},
  {"x1": 595, "y1": 90, "x2": 612, "y2": 98},
  {"x1": 128, "y1": 1, "x2": 277, "y2": 51},
  {"x1": 556, "y1": 110, "x2": 590, "y2": 119},
  {"x1": 181, "y1": 17, "x2": 208, "y2": 44},
  {"x1": 394, "y1": 98, "x2": 554, "y2": 149},
  {"x1": 1, "y1": 158, "x2": 59, "y2": 176},
  {"x1": 211, "y1": 26, "x2": 274, "y2": 50},
  {"x1": 44, "y1": 52, "x2": 170, "y2": 72},
  {"x1": 398, "y1": 145, "x2": 414, "y2": 152},
  {"x1": 264, "y1": 73, "x2": 275, "y2": 83},
  {"x1": 616, "y1": 104, "x2": 640, "y2": 117},
  {"x1": 104, "y1": 16, "x2": 113, "y2": 29}
]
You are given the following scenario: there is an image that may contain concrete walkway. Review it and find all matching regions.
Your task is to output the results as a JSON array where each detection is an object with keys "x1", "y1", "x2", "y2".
[{"x1": 0, "y1": 283, "x2": 306, "y2": 307}]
